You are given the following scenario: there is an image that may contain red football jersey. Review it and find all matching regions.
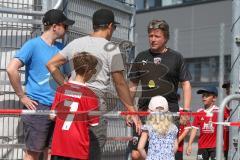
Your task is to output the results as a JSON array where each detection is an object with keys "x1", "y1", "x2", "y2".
[
  {"x1": 192, "y1": 105, "x2": 219, "y2": 149},
  {"x1": 51, "y1": 81, "x2": 99, "y2": 159},
  {"x1": 177, "y1": 108, "x2": 191, "y2": 152}
]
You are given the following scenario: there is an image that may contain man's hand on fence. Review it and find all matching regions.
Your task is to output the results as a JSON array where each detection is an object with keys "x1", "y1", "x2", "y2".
[
  {"x1": 125, "y1": 115, "x2": 133, "y2": 127},
  {"x1": 131, "y1": 115, "x2": 142, "y2": 135}
]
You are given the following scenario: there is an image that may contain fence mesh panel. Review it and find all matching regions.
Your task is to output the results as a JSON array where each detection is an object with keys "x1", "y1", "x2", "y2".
[{"x1": 0, "y1": 0, "x2": 134, "y2": 159}]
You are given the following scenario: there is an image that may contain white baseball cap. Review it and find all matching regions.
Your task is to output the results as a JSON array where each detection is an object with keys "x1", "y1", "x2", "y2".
[{"x1": 148, "y1": 96, "x2": 169, "y2": 112}]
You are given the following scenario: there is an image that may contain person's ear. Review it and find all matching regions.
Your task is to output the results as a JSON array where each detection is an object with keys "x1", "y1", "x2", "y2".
[
  {"x1": 52, "y1": 24, "x2": 57, "y2": 31},
  {"x1": 107, "y1": 23, "x2": 112, "y2": 29},
  {"x1": 164, "y1": 38, "x2": 168, "y2": 43},
  {"x1": 108, "y1": 23, "x2": 116, "y2": 31},
  {"x1": 213, "y1": 96, "x2": 217, "y2": 102}
]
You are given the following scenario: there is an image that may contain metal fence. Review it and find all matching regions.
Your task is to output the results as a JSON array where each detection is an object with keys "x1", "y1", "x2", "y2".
[
  {"x1": 0, "y1": 0, "x2": 42, "y2": 159},
  {"x1": 0, "y1": 0, "x2": 135, "y2": 159}
]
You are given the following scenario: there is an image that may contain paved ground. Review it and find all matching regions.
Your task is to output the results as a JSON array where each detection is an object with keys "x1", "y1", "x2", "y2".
[{"x1": 183, "y1": 140, "x2": 198, "y2": 160}]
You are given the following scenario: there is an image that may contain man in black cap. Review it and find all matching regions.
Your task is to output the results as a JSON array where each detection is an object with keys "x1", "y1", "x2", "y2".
[
  {"x1": 7, "y1": 9, "x2": 74, "y2": 160},
  {"x1": 46, "y1": 8, "x2": 141, "y2": 159}
]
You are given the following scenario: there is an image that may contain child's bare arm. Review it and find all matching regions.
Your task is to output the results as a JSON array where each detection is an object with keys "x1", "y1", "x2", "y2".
[
  {"x1": 137, "y1": 131, "x2": 148, "y2": 159},
  {"x1": 49, "y1": 110, "x2": 56, "y2": 120},
  {"x1": 178, "y1": 128, "x2": 190, "y2": 144},
  {"x1": 186, "y1": 128, "x2": 197, "y2": 156},
  {"x1": 174, "y1": 139, "x2": 178, "y2": 153}
]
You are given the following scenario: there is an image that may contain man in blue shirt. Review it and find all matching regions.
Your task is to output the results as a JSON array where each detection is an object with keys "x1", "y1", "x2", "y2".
[{"x1": 7, "y1": 9, "x2": 74, "y2": 160}]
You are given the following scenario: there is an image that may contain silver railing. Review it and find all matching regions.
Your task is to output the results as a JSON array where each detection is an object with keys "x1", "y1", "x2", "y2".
[{"x1": 216, "y1": 94, "x2": 240, "y2": 160}]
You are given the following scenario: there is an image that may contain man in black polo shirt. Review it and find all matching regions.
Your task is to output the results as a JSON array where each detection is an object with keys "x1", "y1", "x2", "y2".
[{"x1": 128, "y1": 19, "x2": 192, "y2": 160}]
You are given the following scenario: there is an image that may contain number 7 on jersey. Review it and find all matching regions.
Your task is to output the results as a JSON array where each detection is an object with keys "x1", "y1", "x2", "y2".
[{"x1": 62, "y1": 100, "x2": 79, "y2": 130}]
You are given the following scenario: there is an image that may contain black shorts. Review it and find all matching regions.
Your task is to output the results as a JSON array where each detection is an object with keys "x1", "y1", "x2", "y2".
[
  {"x1": 89, "y1": 118, "x2": 107, "y2": 160},
  {"x1": 175, "y1": 151, "x2": 183, "y2": 160},
  {"x1": 224, "y1": 150, "x2": 228, "y2": 160},
  {"x1": 198, "y1": 148, "x2": 216, "y2": 160},
  {"x1": 22, "y1": 103, "x2": 54, "y2": 152},
  {"x1": 128, "y1": 123, "x2": 148, "y2": 151}
]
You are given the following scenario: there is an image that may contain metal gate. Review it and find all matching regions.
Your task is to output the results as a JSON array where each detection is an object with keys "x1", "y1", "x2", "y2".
[{"x1": 0, "y1": 0, "x2": 135, "y2": 159}]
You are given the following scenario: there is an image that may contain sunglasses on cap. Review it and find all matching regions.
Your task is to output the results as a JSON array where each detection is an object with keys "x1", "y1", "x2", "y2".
[{"x1": 148, "y1": 20, "x2": 168, "y2": 30}]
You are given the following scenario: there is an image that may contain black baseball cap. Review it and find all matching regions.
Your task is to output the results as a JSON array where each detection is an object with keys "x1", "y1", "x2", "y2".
[
  {"x1": 92, "y1": 9, "x2": 120, "y2": 26},
  {"x1": 197, "y1": 86, "x2": 218, "y2": 96},
  {"x1": 42, "y1": 9, "x2": 75, "y2": 26}
]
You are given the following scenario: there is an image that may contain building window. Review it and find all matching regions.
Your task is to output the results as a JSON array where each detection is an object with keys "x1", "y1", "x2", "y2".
[
  {"x1": 136, "y1": 0, "x2": 155, "y2": 10},
  {"x1": 161, "y1": 0, "x2": 182, "y2": 7},
  {"x1": 136, "y1": 0, "x2": 218, "y2": 11},
  {"x1": 148, "y1": 0, "x2": 155, "y2": 8},
  {"x1": 136, "y1": 0, "x2": 145, "y2": 10},
  {"x1": 224, "y1": 55, "x2": 231, "y2": 80},
  {"x1": 186, "y1": 56, "x2": 231, "y2": 83},
  {"x1": 183, "y1": 0, "x2": 202, "y2": 3}
]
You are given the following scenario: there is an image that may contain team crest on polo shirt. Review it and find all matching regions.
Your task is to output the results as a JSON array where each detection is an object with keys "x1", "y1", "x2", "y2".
[
  {"x1": 201, "y1": 117, "x2": 204, "y2": 121},
  {"x1": 148, "y1": 80, "x2": 155, "y2": 88},
  {"x1": 154, "y1": 57, "x2": 161, "y2": 64}
]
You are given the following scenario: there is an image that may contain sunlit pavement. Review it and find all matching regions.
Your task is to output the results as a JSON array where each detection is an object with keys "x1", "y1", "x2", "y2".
[{"x1": 183, "y1": 139, "x2": 198, "y2": 160}]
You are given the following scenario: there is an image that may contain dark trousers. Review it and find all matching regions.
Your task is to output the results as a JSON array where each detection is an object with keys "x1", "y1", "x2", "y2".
[{"x1": 198, "y1": 148, "x2": 216, "y2": 160}]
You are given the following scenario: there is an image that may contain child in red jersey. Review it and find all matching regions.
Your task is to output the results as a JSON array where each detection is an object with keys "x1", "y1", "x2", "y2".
[
  {"x1": 186, "y1": 86, "x2": 220, "y2": 160},
  {"x1": 175, "y1": 92, "x2": 191, "y2": 160},
  {"x1": 51, "y1": 52, "x2": 99, "y2": 160},
  {"x1": 175, "y1": 107, "x2": 191, "y2": 160}
]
